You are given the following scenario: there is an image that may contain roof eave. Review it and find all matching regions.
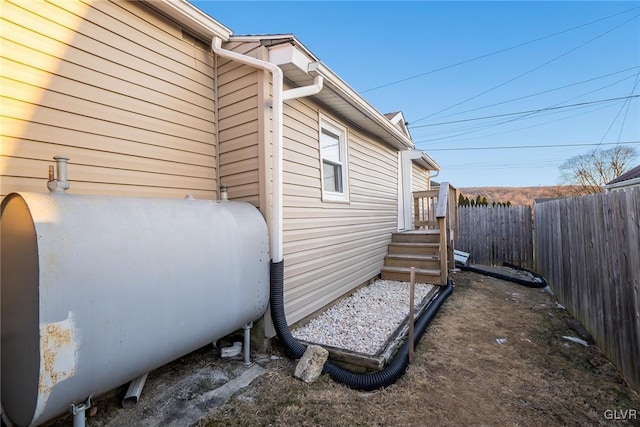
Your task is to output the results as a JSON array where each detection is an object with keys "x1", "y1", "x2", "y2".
[
  {"x1": 232, "y1": 35, "x2": 414, "y2": 150},
  {"x1": 145, "y1": 0, "x2": 232, "y2": 41},
  {"x1": 407, "y1": 149, "x2": 440, "y2": 171},
  {"x1": 315, "y1": 62, "x2": 414, "y2": 150}
]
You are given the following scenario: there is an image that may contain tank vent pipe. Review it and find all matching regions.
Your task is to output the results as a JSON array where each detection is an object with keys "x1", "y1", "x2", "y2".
[
  {"x1": 220, "y1": 183, "x2": 228, "y2": 201},
  {"x1": 47, "y1": 155, "x2": 71, "y2": 193}
]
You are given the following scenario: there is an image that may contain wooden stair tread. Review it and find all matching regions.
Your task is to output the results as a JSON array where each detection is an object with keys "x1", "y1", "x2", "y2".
[
  {"x1": 385, "y1": 254, "x2": 439, "y2": 260},
  {"x1": 381, "y1": 266, "x2": 440, "y2": 275},
  {"x1": 395, "y1": 229, "x2": 440, "y2": 235},
  {"x1": 388, "y1": 242, "x2": 439, "y2": 247}
]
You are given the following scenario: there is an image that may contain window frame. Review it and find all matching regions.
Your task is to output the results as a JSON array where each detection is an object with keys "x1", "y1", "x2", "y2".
[{"x1": 319, "y1": 114, "x2": 350, "y2": 203}]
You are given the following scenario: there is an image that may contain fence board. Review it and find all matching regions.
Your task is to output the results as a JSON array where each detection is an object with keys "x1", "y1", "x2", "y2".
[
  {"x1": 534, "y1": 188, "x2": 640, "y2": 392},
  {"x1": 455, "y1": 206, "x2": 533, "y2": 269}
]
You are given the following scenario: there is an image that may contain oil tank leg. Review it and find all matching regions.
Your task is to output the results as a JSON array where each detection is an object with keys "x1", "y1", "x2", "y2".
[
  {"x1": 71, "y1": 396, "x2": 91, "y2": 427},
  {"x1": 243, "y1": 322, "x2": 253, "y2": 365}
]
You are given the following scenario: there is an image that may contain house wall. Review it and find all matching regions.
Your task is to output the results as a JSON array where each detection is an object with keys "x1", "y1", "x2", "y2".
[
  {"x1": 1, "y1": 0, "x2": 217, "y2": 199},
  {"x1": 412, "y1": 162, "x2": 430, "y2": 192},
  {"x1": 282, "y1": 97, "x2": 400, "y2": 325},
  {"x1": 216, "y1": 41, "x2": 265, "y2": 208}
]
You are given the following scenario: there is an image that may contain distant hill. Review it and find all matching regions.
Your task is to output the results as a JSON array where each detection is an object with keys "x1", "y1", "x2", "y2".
[{"x1": 458, "y1": 186, "x2": 585, "y2": 206}]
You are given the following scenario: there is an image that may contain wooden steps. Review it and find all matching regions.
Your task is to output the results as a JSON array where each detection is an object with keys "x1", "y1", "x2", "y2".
[
  {"x1": 381, "y1": 266, "x2": 441, "y2": 283},
  {"x1": 381, "y1": 231, "x2": 446, "y2": 285},
  {"x1": 384, "y1": 253, "x2": 440, "y2": 270},
  {"x1": 390, "y1": 230, "x2": 440, "y2": 244},
  {"x1": 387, "y1": 242, "x2": 440, "y2": 255}
]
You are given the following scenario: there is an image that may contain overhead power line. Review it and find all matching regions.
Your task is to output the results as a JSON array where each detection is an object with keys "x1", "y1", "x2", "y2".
[
  {"x1": 427, "y1": 140, "x2": 640, "y2": 152},
  {"x1": 597, "y1": 71, "x2": 640, "y2": 144},
  {"x1": 412, "y1": 76, "x2": 640, "y2": 144},
  {"x1": 411, "y1": 12, "x2": 640, "y2": 124},
  {"x1": 616, "y1": 72, "x2": 640, "y2": 142},
  {"x1": 409, "y1": 95, "x2": 639, "y2": 128},
  {"x1": 360, "y1": 6, "x2": 640, "y2": 93},
  {"x1": 413, "y1": 101, "x2": 622, "y2": 145},
  {"x1": 429, "y1": 66, "x2": 640, "y2": 120}
]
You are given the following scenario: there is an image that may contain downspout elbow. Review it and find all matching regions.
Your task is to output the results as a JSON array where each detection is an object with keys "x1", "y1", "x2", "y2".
[{"x1": 282, "y1": 74, "x2": 324, "y2": 101}]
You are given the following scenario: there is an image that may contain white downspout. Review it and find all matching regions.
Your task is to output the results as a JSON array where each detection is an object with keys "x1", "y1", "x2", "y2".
[{"x1": 211, "y1": 37, "x2": 323, "y2": 263}]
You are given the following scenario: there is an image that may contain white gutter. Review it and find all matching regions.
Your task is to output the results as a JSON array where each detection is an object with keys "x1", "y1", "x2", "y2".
[
  {"x1": 229, "y1": 35, "x2": 414, "y2": 151},
  {"x1": 315, "y1": 62, "x2": 414, "y2": 150},
  {"x1": 211, "y1": 37, "x2": 323, "y2": 263},
  {"x1": 148, "y1": 0, "x2": 231, "y2": 41}
]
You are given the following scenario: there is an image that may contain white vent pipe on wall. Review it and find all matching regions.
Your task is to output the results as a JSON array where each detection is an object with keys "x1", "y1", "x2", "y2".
[
  {"x1": 47, "y1": 155, "x2": 70, "y2": 193},
  {"x1": 211, "y1": 37, "x2": 323, "y2": 263}
]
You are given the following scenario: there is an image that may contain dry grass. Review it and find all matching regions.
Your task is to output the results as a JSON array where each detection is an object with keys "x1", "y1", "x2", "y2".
[{"x1": 202, "y1": 271, "x2": 640, "y2": 427}]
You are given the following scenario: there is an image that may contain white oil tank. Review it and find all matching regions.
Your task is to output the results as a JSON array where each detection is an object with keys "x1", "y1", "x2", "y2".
[{"x1": 1, "y1": 192, "x2": 270, "y2": 426}]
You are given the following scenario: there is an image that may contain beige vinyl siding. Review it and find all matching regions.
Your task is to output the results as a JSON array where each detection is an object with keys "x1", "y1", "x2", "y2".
[
  {"x1": 412, "y1": 163, "x2": 430, "y2": 192},
  {"x1": 216, "y1": 41, "x2": 263, "y2": 207},
  {"x1": 281, "y1": 97, "x2": 399, "y2": 325},
  {"x1": 1, "y1": 0, "x2": 217, "y2": 199}
]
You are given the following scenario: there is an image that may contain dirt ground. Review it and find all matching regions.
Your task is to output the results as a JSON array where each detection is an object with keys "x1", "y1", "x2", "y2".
[
  {"x1": 200, "y1": 270, "x2": 640, "y2": 426},
  {"x1": 37, "y1": 270, "x2": 640, "y2": 427}
]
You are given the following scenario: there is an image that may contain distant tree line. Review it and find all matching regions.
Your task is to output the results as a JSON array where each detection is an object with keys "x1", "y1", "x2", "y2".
[{"x1": 458, "y1": 193, "x2": 511, "y2": 207}]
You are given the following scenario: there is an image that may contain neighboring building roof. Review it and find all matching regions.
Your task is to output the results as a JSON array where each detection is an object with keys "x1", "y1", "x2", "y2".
[
  {"x1": 606, "y1": 165, "x2": 640, "y2": 185},
  {"x1": 385, "y1": 111, "x2": 412, "y2": 139},
  {"x1": 604, "y1": 164, "x2": 640, "y2": 190}
]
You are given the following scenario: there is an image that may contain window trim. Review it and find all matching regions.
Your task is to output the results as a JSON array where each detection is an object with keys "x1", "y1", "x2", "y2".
[{"x1": 319, "y1": 114, "x2": 350, "y2": 203}]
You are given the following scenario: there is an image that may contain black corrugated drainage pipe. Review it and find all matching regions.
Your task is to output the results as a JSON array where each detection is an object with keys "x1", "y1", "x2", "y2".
[
  {"x1": 270, "y1": 260, "x2": 453, "y2": 391},
  {"x1": 457, "y1": 262, "x2": 548, "y2": 289}
]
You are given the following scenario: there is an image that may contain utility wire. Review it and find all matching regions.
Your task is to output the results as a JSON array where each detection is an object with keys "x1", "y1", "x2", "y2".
[
  {"x1": 427, "y1": 140, "x2": 640, "y2": 152},
  {"x1": 411, "y1": 72, "x2": 640, "y2": 139},
  {"x1": 411, "y1": 12, "x2": 640, "y2": 124},
  {"x1": 412, "y1": 96, "x2": 632, "y2": 144},
  {"x1": 426, "y1": 66, "x2": 640, "y2": 121},
  {"x1": 360, "y1": 6, "x2": 640, "y2": 93},
  {"x1": 412, "y1": 74, "x2": 640, "y2": 143},
  {"x1": 409, "y1": 95, "x2": 639, "y2": 128},
  {"x1": 414, "y1": 101, "x2": 622, "y2": 146},
  {"x1": 616, "y1": 72, "x2": 640, "y2": 142},
  {"x1": 598, "y1": 80, "x2": 640, "y2": 143}
]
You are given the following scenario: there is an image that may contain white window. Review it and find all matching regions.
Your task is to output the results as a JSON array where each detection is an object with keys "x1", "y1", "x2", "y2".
[{"x1": 319, "y1": 115, "x2": 349, "y2": 202}]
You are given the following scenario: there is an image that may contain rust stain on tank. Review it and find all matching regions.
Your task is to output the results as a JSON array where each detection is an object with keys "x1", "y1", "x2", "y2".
[{"x1": 37, "y1": 314, "x2": 78, "y2": 397}]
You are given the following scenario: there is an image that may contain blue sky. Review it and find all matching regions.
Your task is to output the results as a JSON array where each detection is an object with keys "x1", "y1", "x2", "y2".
[{"x1": 193, "y1": 1, "x2": 640, "y2": 187}]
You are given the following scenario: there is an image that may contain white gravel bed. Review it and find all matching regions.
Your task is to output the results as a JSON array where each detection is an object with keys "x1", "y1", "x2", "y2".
[{"x1": 292, "y1": 279, "x2": 435, "y2": 355}]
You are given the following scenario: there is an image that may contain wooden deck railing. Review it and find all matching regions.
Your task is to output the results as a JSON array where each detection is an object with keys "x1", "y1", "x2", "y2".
[{"x1": 413, "y1": 182, "x2": 459, "y2": 283}]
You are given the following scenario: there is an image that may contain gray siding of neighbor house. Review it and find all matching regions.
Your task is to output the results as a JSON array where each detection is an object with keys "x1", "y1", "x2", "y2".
[
  {"x1": 1, "y1": 0, "x2": 217, "y2": 199},
  {"x1": 282, "y1": 96, "x2": 399, "y2": 325}
]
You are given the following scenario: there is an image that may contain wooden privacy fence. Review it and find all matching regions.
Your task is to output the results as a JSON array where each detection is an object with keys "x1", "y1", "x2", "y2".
[
  {"x1": 534, "y1": 188, "x2": 640, "y2": 392},
  {"x1": 455, "y1": 205, "x2": 533, "y2": 269}
]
